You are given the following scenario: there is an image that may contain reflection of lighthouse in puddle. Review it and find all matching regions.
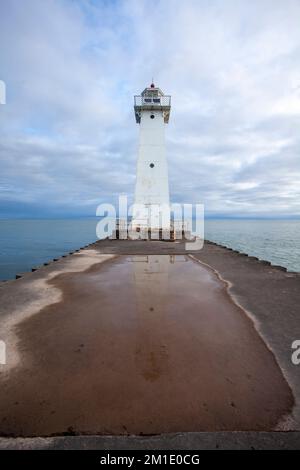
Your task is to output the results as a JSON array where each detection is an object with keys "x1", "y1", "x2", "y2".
[{"x1": 132, "y1": 255, "x2": 184, "y2": 382}]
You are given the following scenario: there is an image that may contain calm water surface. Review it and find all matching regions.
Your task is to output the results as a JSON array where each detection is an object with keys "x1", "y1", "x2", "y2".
[
  {"x1": 0, "y1": 218, "x2": 299, "y2": 280},
  {"x1": 205, "y1": 219, "x2": 300, "y2": 273}
]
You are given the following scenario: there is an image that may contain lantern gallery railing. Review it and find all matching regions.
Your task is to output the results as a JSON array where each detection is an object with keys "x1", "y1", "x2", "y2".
[
  {"x1": 134, "y1": 95, "x2": 171, "y2": 107},
  {"x1": 134, "y1": 95, "x2": 171, "y2": 123}
]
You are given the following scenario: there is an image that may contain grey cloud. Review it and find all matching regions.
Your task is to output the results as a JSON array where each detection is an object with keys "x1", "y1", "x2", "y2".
[{"x1": 0, "y1": 0, "x2": 300, "y2": 217}]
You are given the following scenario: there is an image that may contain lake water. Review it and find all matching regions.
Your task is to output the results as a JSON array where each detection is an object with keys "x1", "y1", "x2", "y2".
[
  {"x1": 0, "y1": 218, "x2": 299, "y2": 280},
  {"x1": 205, "y1": 219, "x2": 300, "y2": 273},
  {"x1": 0, "y1": 218, "x2": 98, "y2": 281}
]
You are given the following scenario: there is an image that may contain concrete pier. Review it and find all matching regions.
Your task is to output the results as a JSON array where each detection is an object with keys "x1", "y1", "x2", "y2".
[{"x1": 0, "y1": 240, "x2": 299, "y2": 448}]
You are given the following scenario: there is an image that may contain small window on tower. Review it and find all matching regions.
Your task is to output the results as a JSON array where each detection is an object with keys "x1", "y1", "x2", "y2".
[
  {"x1": 150, "y1": 114, "x2": 155, "y2": 119},
  {"x1": 150, "y1": 163, "x2": 155, "y2": 168}
]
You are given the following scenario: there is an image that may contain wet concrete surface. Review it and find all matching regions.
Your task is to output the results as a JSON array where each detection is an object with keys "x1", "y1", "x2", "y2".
[
  {"x1": 0, "y1": 253, "x2": 293, "y2": 436},
  {"x1": 94, "y1": 239, "x2": 300, "y2": 429},
  {"x1": 192, "y1": 242, "x2": 300, "y2": 429}
]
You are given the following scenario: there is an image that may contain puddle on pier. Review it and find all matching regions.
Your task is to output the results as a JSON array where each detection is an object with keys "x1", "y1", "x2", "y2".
[{"x1": 0, "y1": 255, "x2": 293, "y2": 436}]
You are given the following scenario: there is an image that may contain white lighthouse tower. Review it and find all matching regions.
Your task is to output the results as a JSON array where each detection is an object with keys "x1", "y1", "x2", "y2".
[{"x1": 132, "y1": 83, "x2": 171, "y2": 234}]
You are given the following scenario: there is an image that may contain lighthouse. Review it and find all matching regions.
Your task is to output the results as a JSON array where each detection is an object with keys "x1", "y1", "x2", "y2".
[{"x1": 132, "y1": 83, "x2": 171, "y2": 234}]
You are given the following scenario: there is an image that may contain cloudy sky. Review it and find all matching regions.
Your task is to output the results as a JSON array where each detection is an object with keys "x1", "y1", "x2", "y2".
[{"x1": 0, "y1": 0, "x2": 300, "y2": 218}]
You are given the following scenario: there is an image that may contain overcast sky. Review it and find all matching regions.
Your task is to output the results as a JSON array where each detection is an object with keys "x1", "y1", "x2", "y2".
[{"x1": 0, "y1": 0, "x2": 300, "y2": 218}]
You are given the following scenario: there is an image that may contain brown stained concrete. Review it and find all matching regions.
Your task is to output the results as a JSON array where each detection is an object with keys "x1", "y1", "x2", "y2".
[
  {"x1": 0, "y1": 252, "x2": 293, "y2": 436},
  {"x1": 93, "y1": 239, "x2": 300, "y2": 429}
]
